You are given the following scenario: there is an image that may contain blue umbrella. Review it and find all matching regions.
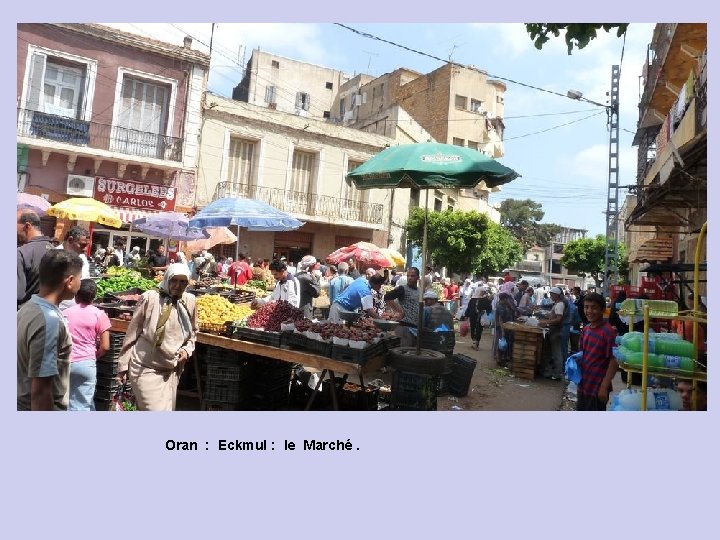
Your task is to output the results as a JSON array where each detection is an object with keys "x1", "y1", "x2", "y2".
[
  {"x1": 132, "y1": 212, "x2": 211, "y2": 241},
  {"x1": 188, "y1": 197, "x2": 305, "y2": 259}
]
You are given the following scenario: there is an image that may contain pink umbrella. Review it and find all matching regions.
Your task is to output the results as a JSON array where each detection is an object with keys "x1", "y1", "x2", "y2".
[
  {"x1": 17, "y1": 193, "x2": 51, "y2": 215},
  {"x1": 184, "y1": 227, "x2": 238, "y2": 252},
  {"x1": 326, "y1": 241, "x2": 393, "y2": 270}
]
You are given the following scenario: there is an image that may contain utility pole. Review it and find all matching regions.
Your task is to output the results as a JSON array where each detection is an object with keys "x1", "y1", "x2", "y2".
[{"x1": 603, "y1": 65, "x2": 621, "y2": 297}]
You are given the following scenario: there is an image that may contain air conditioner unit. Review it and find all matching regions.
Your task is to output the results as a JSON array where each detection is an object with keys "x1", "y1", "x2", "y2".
[{"x1": 66, "y1": 174, "x2": 95, "y2": 197}]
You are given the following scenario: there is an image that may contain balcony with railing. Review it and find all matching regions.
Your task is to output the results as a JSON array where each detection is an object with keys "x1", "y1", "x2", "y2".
[
  {"x1": 213, "y1": 181, "x2": 385, "y2": 226},
  {"x1": 16, "y1": 108, "x2": 183, "y2": 162}
]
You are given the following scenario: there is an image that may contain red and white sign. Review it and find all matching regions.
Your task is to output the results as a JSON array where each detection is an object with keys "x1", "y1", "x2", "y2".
[{"x1": 93, "y1": 177, "x2": 176, "y2": 212}]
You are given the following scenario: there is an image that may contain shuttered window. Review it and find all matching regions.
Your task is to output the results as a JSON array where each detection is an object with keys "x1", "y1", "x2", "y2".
[
  {"x1": 291, "y1": 150, "x2": 315, "y2": 193},
  {"x1": 118, "y1": 76, "x2": 169, "y2": 135},
  {"x1": 227, "y1": 138, "x2": 256, "y2": 185},
  {"x1": 345, "y1": 160, "x2": 364, "y2": 202},
  {"x1": 26, "y1": 52, "x2": 86, "y2": 119}
]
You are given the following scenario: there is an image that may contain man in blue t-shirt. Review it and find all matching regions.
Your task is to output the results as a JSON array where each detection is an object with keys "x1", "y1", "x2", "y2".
[{"x1": 328, "y1": 273, "x2": 386, "y2": 323}]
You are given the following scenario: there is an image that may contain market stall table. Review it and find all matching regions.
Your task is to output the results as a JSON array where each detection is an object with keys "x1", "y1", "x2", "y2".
[
  {"x1": 501, "y1": 321, "x2": 545, "y2": 379},
  {"x1": 109, "y1": 319, "x2": 386, "y2": 410}
]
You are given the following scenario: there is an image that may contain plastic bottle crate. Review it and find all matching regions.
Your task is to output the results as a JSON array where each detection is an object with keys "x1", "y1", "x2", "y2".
[
  {"x1": 96, "y1": 362, "x2": 119, "y2": 377},
  {"x1": 448, "y1": 354, "x2": 478, "y2": 397},
  {"x1": 436, "y1": 365, "x2": 454, "y2": 396},
  {"x1": 286, "y1": 332, "x2": 309, "y2": 351},
  {"x1": 205, "y1": 345, "x2": 239, "y2": 364},
  {"x1": 233, "y1": 327, "x2": 283, "y2": 347},
  {"x1": 390, "y1": 371, "x2": 438, "y2": 411}
]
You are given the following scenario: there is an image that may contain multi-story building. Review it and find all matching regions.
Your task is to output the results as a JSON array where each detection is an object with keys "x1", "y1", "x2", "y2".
[
  {"x1": 626, "y1": 23, "x2": 707, "y2": 301},
  {"x1": 17, "y1": 23, "x2": 209, "y2": 252},
  {"x1": 546, "y1": 227, "x2": 588, "y2": 288},
  {"x1": 333, "y1": 63, "x2": 507, "y2": 220},
  {"x1": 233, "y1": 49, "x2": 350, "y2": 120},
  {"x1": 196, "y1": 94, "x2": 407, "y2": 262}
]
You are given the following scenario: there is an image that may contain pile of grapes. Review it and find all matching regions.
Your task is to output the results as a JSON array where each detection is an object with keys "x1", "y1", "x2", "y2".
[{"x1": 245, "y1": 301, "x2": 305, "y2": 331}]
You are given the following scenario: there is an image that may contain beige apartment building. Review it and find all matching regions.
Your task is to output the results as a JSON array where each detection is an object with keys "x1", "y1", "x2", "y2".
[{"x1": 196, "y1": 94, "x2": 411, "y2": 263}]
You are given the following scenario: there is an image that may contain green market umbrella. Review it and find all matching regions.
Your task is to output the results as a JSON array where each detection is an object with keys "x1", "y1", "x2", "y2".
[{"x1": 346, "y1": 142, "x2": 520, "y2": 354}]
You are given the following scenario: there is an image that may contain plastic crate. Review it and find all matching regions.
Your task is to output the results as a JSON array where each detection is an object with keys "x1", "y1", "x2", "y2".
[
  {"x1": 205, "y1": 361, "x2": 250, "y2": 382},
  {"x1": 338, "y1": 382, "x2": 380, "y2": 411},
  {"x1": 390, "y1": 371, "x2": 438, "y2": 411},
  {"x1": 448, "y1": 354, "x2": 478, "y2": 397},
  {"x1": 233, "y1": 327, "x2": 283, "y2": 347},
  {"x1": 205, "y1": 379, "x2": 244, "y2": 404},
  {"x1": 203, "y1": 400, "x2": 240, "y2": 411},
  {"x1": 93, "y1": 397, "x2": 114, "y2": 411},
  {"x1": 286, "y1": 332, "x2": 309, "y2": 351},
  {"x1": 204, "y1": 345, "x2": 238, "y2": 364},
  {"x1": 419, "y1": 331, "x2": 455, "y2": 357},
  {"x1": 331, "y1": 341, "x2": 386, "y2": 365},
  {"x1": 436, "y1": 365, "x2": 454, "y2": 397},
  {"x1": 304, "y1": 338, "x2": 333, "y2": 358}
]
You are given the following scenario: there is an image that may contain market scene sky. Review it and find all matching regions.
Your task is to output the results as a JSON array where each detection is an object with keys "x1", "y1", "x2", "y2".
[{"x1": 106, "y1": 22, "x2": 655, "y2": 237}]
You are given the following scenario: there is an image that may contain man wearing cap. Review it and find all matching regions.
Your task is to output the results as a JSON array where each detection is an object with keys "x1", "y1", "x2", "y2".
[
  {"x1": 296, "y1": 255, "x2": 320, "y2": 318},
  {"x1": 328, "y1": 273, "x2": 387, "y2": 323},
  {"x1": 423, "y1": 289, "x2": 454, "y2": 331},
  {"x1": 539, "y1": 286, "x2": 566, "y2": 380}
]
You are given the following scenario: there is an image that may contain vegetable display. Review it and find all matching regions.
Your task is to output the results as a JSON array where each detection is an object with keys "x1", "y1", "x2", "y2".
[
  {"x1": 196, "y1": 294, "x2": 255, "y2": 326},
  {"x1": 96, "y1": 269, "x2": 158, "y2": 297}
]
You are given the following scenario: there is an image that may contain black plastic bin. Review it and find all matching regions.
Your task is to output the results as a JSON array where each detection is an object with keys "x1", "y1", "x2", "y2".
[{"x1": 448, "y1": 354, "x2": 477, "y2": 397}]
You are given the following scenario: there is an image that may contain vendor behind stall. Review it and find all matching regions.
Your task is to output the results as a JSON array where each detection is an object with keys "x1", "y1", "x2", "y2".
[
  {"x1": 328, "y1": 273, "x2": 387, "y2": 323},
  {"x1": 422, "y1": 289, "x2": 454, "y2": 331},
  {"x1": 253, "y1": 259, "x2": 301, "y2": 308}
]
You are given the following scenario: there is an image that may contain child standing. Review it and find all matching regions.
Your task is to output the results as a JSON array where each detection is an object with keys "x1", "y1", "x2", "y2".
[
  {"x1": 63, "y1": 279, "x2": 112, "y2": 411},
  {"x1": 577, "y1": 292, "x2": 618, "y2": 411},
  {"x1": 17, "y1": 250, "x2": 83, "y2": 410}
]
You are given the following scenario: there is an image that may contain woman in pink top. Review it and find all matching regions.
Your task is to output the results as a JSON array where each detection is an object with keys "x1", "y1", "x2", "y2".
[{"x1": 63, "y1": 279, "x2": 111, "y2": 411}]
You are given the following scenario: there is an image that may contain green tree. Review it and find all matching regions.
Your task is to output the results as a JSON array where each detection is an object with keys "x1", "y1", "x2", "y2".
[
  {"x1": 498, "y1": 198, "x2": 562, "y2": 252},
  {"x1": 405, "y1": 208, "x2": 522, "y2": 275},
  {"x1": 561, "y1": 234, "x2": 628, "y2": 289},
  {"x1": 525, "y1": 23, "x2": 629, "y2": 54}
]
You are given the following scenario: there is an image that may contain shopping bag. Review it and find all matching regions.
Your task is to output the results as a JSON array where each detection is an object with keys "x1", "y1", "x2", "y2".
[
  {"x1": 480, "y1": 313, "x2": 490, "y2": 327},
  {"x1": 564, "y1": 352, "x2": 582, "y2": 385},
  {"x1": 498, "y1": 336, "x2": 508, "y2": 351},
  {"x1": 459, "y1": 320, "x2": 470, "y2": 337}
]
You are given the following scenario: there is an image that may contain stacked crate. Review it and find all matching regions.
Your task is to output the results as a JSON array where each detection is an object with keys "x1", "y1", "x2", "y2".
[
  {"x1": 510, "y1": 330, "x2": 542, "y2": 380},
  {"x1": 203, "y1": 347, "x2": 250, "y2": 411},
  {"x1": 94, "y1": 331, "x2": 125, "y2": 411}
]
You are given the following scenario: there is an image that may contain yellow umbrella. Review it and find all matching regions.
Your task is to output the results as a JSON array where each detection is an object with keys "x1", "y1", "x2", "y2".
[
  {"x1": 380, "y1": 247, "x2": 406, "y2": 267},
  {"x1": 47, "y1": 197, "x2": 122, "y2": 228}
]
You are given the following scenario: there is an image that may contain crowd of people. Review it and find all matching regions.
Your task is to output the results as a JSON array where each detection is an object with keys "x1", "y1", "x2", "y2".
[{"x1": 17, "y1": 211, "x2": 705, "y2": 412}]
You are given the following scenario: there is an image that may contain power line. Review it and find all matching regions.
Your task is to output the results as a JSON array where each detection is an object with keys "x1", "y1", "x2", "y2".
[
  {"x1": 503, "y1": 111, "x2": 605, "y2": 141},
  {"x1": 333, "y1": 23, "x2": 600, "y2": 106}
]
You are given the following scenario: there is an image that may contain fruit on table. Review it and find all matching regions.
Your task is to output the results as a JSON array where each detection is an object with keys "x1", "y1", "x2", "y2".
[
  {"x1": 246, "y1": 301, "x2": 304, "y2": 331},
  {"x1": 197, "y1": 294, "x2": 255, "y2": 326}
]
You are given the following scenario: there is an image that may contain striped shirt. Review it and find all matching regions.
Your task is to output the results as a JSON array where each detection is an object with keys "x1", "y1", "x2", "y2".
[
  {"x1": 578, "y1": 321, "x2": 617, "y2": 397},
  {"x1": 17, "y1": 295, "x2": 73, "y2": 410}
]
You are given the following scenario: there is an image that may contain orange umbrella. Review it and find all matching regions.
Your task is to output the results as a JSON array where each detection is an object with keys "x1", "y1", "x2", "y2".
[{"x1": 183, "y1": 227, "x2": 237, "y2": 252}]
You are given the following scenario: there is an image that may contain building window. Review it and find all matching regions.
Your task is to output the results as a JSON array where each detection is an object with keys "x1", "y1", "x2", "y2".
[
  {"x1": 265, "y1": 85, "x2": 276, "y2": 104},
  {"x1": 345, "y1": 160, "x2": 364, "y2": 202},
  {"x1": 227, "y1": 138, "x2": 256, "y2": 187},
  {"x1": 452, "y1": 137, "x2": 465, "y2": 147},
  {"x1": 470, "y1": 99, "x2": 483, "y2": 113},
  {"x1": 295, "y1": 92, "x2": 310, "y2": 112},
  {"x1": 271, "y1": 60, "x2": 280, "y2": 68},
  {"x1": 448, "y1": 198, "x2": 456, "y2": 212},
  {"x1": 533, "y1": 253, "x2": 540, "y2": 261},
  {"x1": 467, "y1": 140, "x2": 479, "y2": 151},
  {"x1": 339, "y1": 98, "x2": 346, "y2": 117},
  {"x1": 326, "y1": 81, "x2": 333, "y2": 90},
  {"x1": 455, "y1": 95, "x2": 467, "y2": 110},
  {"x1": 496, "y1": 95, "x2": 504, "y2": 103},
  {"x1": 291, "y1": 149, "x2": 316, "y2": 194},
  {"x1": 112, "y1": 75, "x2": 171, "y2": 158},
  {"x1": 410, "y1": 188, "x2": 420, "y2": 207},
  {"x1": 434, "y1": 198, "x2": 443, "y2": 212},
  {"x1": 323, "y1": 111, "x2": 330, "y2": 118}
]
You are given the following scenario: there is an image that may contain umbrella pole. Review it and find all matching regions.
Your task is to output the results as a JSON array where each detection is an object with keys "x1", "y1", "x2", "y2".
[
  {"x1": 234, "y1": 226, "x2": 240, "y2": 290},
  {"x1": 417, "y1": 190, "x2": 429, "y2": 355}
]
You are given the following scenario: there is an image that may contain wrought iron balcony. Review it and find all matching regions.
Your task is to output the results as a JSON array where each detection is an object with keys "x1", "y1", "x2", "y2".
[
  {"x1": 16, "y1": 108, "x2": 183, "y2": 162},
  {"x1": 213, "y1": 181, "x2": 385, "y2": 226}
]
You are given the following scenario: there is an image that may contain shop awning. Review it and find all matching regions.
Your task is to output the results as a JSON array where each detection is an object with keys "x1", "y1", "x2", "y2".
[
  {"x1": 630, "y1": 237, "x2": 673, "y2": 263},
  {"x1": 116, "y1": 208, "x2": 163, "y2": 224}
]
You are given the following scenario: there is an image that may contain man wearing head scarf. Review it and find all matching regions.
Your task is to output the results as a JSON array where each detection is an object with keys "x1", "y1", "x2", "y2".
[
  {"x1": 467, "y1": 286, "x2": 493, "y2": 350},
  {"x1": 117, "y1": 263, "x2": 198, "y2": 411}
]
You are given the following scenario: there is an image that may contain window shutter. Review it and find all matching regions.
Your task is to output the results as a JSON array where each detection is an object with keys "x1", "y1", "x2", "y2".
[
  {"x1": 304, "y1": 94, "x2": 310, "y2": 111},
  {"x1": 296, "y1": 92, "x2": 302, "y2": 109},
  {"x1": 26, "y1": 52, "x2": 47, "y2": 112}
]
